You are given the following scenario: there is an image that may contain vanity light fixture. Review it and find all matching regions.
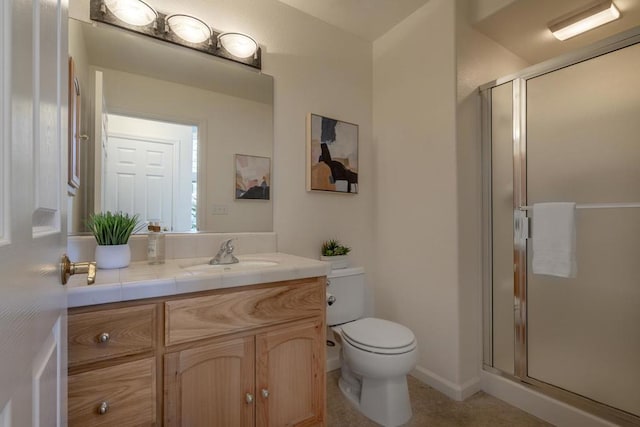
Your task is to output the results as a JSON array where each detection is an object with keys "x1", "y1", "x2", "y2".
[
  {"x1": 91, "y1": 0, "x2": 262, "y2": 69},
  {"x1": 165, "y1": 14, "x2": 212, "y2": 45},
  {"x1": 548, "y1": 0, "x2": 621, "y2": 41},
  {"x1": 101, "y1": 0, "x2": 157, "y2": 27},
  {"x1": 218, "y1": 32, "x2": 259, "y2": 59}
]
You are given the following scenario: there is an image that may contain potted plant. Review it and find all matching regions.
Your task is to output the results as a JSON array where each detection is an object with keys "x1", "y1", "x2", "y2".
[
  {"x1": 86, "y1": 211, "x2": 145, "y2": 269},
  {"x1": 320, "y1": 239, "x2": 351, "y2": 270}
]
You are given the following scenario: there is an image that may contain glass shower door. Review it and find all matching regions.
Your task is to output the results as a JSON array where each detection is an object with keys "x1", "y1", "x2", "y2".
[{"x1": 525, "y1": 42, "x2": 640, "y2": 417}]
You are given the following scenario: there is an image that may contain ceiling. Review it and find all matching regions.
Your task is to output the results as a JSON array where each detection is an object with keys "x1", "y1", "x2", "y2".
[
  {"x1": 277, "y1": 0, "x2": 639, "y2": 65},
  {"x1": 276, "y1": 0, "x2": 430, "y2": 41},
  {"x1": 473, "y1": 0, "x2": 640, "y2": 64}
]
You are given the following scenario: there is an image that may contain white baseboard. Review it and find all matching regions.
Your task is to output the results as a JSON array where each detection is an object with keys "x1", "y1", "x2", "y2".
[
  {"x1": 410, "y1": 365, "x2": 481, "y2": 401},
  {"x1": 480, "y1": 371, "x2": 617, "y2": 427}
]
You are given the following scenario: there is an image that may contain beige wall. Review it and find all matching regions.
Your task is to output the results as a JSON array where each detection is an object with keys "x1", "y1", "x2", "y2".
[
  {"x1": 373, "y1": 0, "x2": 461, "y2": 387},
  {"x1": 373, "y1": 0, "x2": 527, "y2": 398},
  {"x1": 140, "y1": 0, "x2": 374, "y2": 266}
]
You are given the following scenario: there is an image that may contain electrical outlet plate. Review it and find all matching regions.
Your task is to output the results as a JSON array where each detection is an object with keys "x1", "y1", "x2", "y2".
[{"x1": 212, "y1": 205, "x2": 229, "y2": 215}]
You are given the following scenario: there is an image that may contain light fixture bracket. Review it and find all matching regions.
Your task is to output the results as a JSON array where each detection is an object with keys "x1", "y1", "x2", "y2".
[{"x1": 91, "y1": 0, "x2": 261, "y2": 69}]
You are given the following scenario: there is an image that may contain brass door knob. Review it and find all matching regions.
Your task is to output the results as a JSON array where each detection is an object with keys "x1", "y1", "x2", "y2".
[{"x1": 60, "y1": 254, "x2": 96, "y2": 285}]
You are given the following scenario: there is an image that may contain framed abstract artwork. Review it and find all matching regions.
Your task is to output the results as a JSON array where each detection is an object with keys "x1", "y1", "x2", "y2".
[
  {"x1": 235, "y1": 154, "x2": 270, "y2": 200},
  {"x1": 306, "y1": 113, "x2": 358, "y2": 193}
]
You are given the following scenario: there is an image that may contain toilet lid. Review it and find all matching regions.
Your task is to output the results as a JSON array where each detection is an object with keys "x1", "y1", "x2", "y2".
[{"x1": 341, "y1": 318, "x2": 415, "y2": 353}]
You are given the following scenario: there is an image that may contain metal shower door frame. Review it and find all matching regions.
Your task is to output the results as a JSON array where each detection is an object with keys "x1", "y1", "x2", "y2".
[{"x1": 480, "y1": 27, "x2": 640, "y2": 426}]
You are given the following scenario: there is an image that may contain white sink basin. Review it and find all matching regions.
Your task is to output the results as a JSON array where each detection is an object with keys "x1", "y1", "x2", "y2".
[{"x1": 181, "y1": 259, "x2": 279, "y2": 272}]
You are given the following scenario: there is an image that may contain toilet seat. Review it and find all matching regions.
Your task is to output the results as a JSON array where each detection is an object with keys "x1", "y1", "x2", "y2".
[{"x1": 340, "y1": 317, "x2": 416, "y2": 355}]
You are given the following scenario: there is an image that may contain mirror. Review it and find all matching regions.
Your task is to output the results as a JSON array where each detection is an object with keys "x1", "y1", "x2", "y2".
[{"x1": 68, "y1": 17, "x2": 273, "y2": 234}]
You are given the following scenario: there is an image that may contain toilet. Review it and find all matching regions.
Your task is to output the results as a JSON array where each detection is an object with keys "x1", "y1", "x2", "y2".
[{"x1": 327, "y1": 267, "x2": 418, "y2": 427}]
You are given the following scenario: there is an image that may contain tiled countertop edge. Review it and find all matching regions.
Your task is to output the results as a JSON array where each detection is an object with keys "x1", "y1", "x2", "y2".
[{"x1": 67, "y1": 252, "x2": 330, "y2": 308}]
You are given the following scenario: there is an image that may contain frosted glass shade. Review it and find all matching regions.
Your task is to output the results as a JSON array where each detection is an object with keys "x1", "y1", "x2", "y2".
[
  {"x1": 218, "y1": 32, "x2": 258, "y2": 58},
  {"x1": 166, "y1": 14, "x2": 212, "y2": 44},
  {"x1": 103, "y1": 0, "x2": 157, "y2": 26},
  {"x1": 549, "y1": 1, "x2": 620, "y2": 41}
]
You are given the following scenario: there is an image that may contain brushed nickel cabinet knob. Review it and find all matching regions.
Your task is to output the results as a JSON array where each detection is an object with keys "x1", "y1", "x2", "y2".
[{"x1": 97, "y1": 401, "x2": 109, "y2": 415}]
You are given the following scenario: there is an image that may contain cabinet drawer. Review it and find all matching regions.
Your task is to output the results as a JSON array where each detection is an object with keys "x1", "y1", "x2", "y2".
[
  {"x1": 68, "y1": 357, "x2": 156, "y2": 427},
  {"x1": 165, "y1": 280, "x2": 323, "y2": 346},
  {"x1": 68, "y1": 304, "x2": 156, "y2": 366}
]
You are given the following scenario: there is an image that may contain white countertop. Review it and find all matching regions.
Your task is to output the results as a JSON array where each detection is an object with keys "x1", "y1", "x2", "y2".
[{"x1": 67, "y1": 252, "x2": 330, "y2": 308}]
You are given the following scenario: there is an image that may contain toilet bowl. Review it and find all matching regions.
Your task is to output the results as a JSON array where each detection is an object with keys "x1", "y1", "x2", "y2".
[{"x1": 327, "y1": 268, "x2": 418, "y2": 427}]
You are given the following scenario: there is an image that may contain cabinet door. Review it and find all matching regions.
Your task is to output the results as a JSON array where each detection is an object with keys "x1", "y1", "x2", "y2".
[
  {"x1": 164, "y1": 336, "x2": 255, "y2": 427},
  {"x1": 256, "y1": 320, "x2": 325, "y2": 427}
]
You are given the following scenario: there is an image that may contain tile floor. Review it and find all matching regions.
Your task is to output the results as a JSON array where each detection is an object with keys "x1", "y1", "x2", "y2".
[{"x1": 326, "y1": 370, "x2": 553, "y2": 426}]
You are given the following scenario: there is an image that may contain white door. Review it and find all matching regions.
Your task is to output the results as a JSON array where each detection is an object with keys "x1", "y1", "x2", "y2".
[
  {"x1": 0, "y1": 0, "x2": 68, "y2": 426},
  {"x1": 103, "y1": 115, "x2": 193, "y2": 231},
  {"x1": 104, "y1": 135, "x2": 175, "y2": 227}
]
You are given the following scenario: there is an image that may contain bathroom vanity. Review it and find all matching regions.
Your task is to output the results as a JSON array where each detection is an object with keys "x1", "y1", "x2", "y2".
[{"x1": 65, "y1": 253, "x2": 328, "y2": 427}]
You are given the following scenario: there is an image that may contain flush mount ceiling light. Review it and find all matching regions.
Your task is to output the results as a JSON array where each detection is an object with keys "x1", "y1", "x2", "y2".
[
  {"x1": 165, "y1": 14, "x2": 212, "y2": 44},
  {"x1": 101, "y1": 0, "x2": 157, "y2": 27},
  {"x1": 91, "y1": 0, "x2": 262, "y2": 69},
  {"x1": 218, "y1": 32, "x2": 259, "y2": 59},
  {"x1": 548, "y1": 0, "x2": 621, "y2": 41}
]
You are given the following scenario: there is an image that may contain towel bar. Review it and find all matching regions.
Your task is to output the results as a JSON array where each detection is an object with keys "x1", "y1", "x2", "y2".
[{"x1": 518, "y1": 202, "x2": 640, "y2": 211}]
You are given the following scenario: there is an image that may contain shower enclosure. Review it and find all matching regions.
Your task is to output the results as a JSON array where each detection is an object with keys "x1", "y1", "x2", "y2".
[{"x1": 481, "y1": 29, "x2": 640, "y2": 425}]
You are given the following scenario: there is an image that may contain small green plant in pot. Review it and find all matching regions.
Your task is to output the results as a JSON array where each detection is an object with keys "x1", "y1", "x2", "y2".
[
  {"x1": 87, "y1": 211, "x2": 145, "y2": 269},
  {"x1": 320, "y1": 239, "x2": 351, "y2": 269}
]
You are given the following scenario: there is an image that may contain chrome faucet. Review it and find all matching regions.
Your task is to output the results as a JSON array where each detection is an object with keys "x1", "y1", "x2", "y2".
[{"x1": 210, "y1": 239, "x2": 239, "y2": 265}]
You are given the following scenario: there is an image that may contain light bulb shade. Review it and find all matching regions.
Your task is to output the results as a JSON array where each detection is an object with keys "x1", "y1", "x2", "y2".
[
  {"x1": 166, "y1": 14, "x2": 212, "y2": 44},
  {"x1": 218, "y1": 32, "x2": 258, "y2": 58},
  {"x1": 549, "y1": 1, "x2": 621, "y2": 41},
  {"x1": 103, "y1": 0, "x2": 157, "y2": 26}
]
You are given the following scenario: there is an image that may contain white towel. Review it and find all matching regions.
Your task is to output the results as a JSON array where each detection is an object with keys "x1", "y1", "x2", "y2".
[{"x1": 532, "y1": 202, "x2": 577, "y2": 278}]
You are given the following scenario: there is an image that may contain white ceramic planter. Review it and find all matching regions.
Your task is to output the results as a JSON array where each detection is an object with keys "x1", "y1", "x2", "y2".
[
  {"x1": 320, "y1": 255, "x2": 349, "y2": 270},
  {"x1": 95, "y1": 244, "x2": 131, "y2": 269}
]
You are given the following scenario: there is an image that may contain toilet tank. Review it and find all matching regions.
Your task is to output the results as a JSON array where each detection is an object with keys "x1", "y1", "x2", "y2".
[{"x1": 326, "y1": 267, "x2": 365, "y2": 326}]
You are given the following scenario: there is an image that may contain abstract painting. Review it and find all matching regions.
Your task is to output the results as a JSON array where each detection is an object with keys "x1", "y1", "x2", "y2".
[
  {"x1": 307, "y1": 113, "x2": 358, "y2": 193},
  {"x1": 235, "y1": 154, "x2": 270, "y2": 200}
]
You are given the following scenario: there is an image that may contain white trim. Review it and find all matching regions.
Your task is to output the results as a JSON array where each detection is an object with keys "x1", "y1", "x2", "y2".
[
  {"x1": 0, "y1": 0, "x2": 10, "y2": 246},
  {"x1": 410, "y1": 365, "x2": 481, "y2": 401},
  {"x1": 0, "y1": 400, "x2": 11, "y2": 427},
  {"x1": 480, "y1": 370, "x2": 618, "y2": 427}
]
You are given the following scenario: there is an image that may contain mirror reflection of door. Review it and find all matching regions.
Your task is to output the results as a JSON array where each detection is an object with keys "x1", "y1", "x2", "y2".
[{"x1": 103, "y1": 114, "x2": 196, "y2": 232}]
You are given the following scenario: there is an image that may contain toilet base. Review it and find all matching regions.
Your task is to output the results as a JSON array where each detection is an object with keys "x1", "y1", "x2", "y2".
[
  {"x1": 360, "y1": 375, "x2": 412, "y2": 427},
  {"x1": 338, "y1": 363, "x2": 413, "y2": 427}
]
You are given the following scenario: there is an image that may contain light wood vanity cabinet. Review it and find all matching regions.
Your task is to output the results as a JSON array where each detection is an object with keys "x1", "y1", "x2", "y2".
[
  {"x1": 67, "y1": 277, "x2": 326, "y2": 427},
  {"x1": 164, "y1": 320, "x2": 324, "y2": 427},
  {"x1": 67, "y1": 305, "x2": 157, "y2": 426}
]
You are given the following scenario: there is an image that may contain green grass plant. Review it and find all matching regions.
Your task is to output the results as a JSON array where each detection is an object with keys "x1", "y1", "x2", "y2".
[
  {"x1": 87, "y1": 211, "x2": 145, "y2": 246},
  {"x1": 321, "y1": 239, "x2": 351, "y2": 256}
]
